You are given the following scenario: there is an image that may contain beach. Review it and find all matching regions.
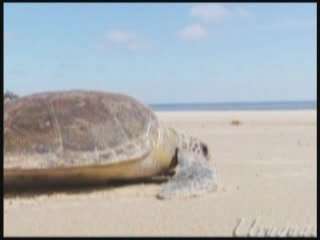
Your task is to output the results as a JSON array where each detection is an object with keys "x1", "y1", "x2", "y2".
[{"x1": 4, "y1": 110, "x2": 317, "y2": 237}]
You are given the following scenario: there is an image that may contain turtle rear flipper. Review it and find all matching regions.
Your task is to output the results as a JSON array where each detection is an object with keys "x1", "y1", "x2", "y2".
[{"x1": 157, "y1": 150, "x2": 219, "y2": 199}]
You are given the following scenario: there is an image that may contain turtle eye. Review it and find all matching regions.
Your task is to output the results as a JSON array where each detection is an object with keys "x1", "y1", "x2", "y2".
[{"x1": 200, "y1": 143, "x2": 208, "y2": 157}]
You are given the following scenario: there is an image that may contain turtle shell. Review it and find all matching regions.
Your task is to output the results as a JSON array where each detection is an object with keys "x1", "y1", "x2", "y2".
[{"x1": 4, "y1": 90, "x2": 160, "y2": 170}]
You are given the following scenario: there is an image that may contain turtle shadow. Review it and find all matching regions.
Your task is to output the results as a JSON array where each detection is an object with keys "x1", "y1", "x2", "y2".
[{"x1": 4, "y1": 176, "x2": 170, "y2": 199}]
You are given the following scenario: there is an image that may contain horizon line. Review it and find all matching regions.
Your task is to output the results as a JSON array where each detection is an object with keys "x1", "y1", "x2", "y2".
[{"x1": 148, "y1": 99, "x2": 317, "y2": 106}]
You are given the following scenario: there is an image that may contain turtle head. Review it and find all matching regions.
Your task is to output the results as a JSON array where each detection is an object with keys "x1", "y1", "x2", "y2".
[
  {"x1": 186, "y1": 137, "x2": 210, "y2": 161},
  {"x1": 169, "y1": 128, "x2": 210, "y2": 161}
]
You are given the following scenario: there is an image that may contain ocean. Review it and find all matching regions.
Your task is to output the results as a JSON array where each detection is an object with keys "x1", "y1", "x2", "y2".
[{"x1": 149, "y1": 101, "x2": 317, "y2": 111}]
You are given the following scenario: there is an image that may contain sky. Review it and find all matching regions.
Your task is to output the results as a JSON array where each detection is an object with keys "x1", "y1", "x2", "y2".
[{"x1": 4, "y1": 3, "x2": 317, "y2": 104}]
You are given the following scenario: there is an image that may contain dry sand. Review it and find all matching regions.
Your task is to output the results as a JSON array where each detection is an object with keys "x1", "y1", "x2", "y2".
[{"x1": 4, "y1": 110, "x2": 317, "y2": 237}]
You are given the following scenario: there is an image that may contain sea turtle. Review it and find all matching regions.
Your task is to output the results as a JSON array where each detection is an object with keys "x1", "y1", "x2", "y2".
[{"x1": 4, "y1": 90, "x2": 219, "y2": 199}]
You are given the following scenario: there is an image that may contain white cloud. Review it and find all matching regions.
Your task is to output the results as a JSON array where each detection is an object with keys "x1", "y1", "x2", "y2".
[
  {"x1": 100, "y1": 29, "x2": 154, "y2": 52},
  {"x1": 191, "y1": 4, "x2": 229, "y2": 23},
  {"x1": 178, "y1": 23, "x2": 209, "y2": 41}
]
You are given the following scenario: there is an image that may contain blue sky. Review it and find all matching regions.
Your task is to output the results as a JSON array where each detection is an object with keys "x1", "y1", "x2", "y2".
[{"x1": 4, "y1": 3, "x2": 317, "y2": 104}]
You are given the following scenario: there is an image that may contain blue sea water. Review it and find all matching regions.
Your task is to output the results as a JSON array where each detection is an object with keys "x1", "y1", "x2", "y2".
[{"x1": 149, "y1": 101, "x2": 317, "y2": 111}]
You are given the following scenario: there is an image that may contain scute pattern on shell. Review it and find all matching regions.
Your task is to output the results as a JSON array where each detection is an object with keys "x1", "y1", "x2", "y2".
[{"x1": 4, "y1": 90, "x2": 160, "y2": 169}]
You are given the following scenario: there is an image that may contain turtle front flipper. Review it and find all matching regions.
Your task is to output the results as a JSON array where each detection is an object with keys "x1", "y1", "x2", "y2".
[{"x1": 157, "y1": 150, "x2": 219, "y2": 199}]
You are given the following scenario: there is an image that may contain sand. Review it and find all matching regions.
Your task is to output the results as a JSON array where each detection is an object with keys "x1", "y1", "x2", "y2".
[{"x1": 4, "y1": 110, "x2": 317, "y2": 237}]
